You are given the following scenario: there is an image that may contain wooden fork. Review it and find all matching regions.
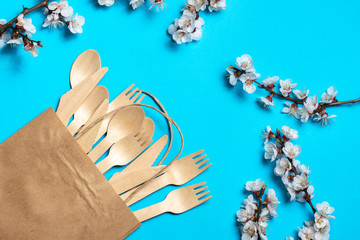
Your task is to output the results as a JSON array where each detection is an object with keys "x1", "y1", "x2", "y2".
[
  {"x1": 133, "y1": 182, "x2": 211, "y2": 222},
  {"x1": 94, "y1": 84, "x2": 145, "y2": 144},
  {"x1": 122, "y1": 150, "x2": 211, "y2": 206},
  {"x1": 95, "y1": 118, "x2": 154, "y2": 174}
]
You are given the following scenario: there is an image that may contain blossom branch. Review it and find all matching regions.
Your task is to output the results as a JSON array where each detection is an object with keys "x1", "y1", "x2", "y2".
[
  {"x1": 0, "y1": 0, "x2": 84, "y2": 57},
  {"x1": 237, "y1": 179, "x2": 279, "y2": 240},
  {"x1": 0, "y1": 0, "x2": 49, "y2": 34},
  {"x1": 227, "y1": 54, "x2": 360, "y2": 125},
  {"x1": 263, "y1": 126, "x2": 335, "y2": 239}
]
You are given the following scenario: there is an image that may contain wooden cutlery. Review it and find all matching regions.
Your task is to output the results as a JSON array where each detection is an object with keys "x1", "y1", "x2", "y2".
[
  {"x1": 96, "y1": 117, "x2": 155, "y2": 174},
  {"x1": 70, "y1": 49, "x2": 101, "y2": 88},
  {"x1": 94, "y1": 84, "x2": 145, "y2": 144},
  {"x1": 67, "y1": 86, "x2": 109, "y2": 135},
  {"x1": 56, "y1": 67, "x2": 108, "y2": 125},
  {"x1": 109, "y1": 165, "x2": 165, "y2": 194},
  {"x1": 88, "y1": 106, "x2": 145, "y2": 162},
  {"x1": 122, "y1": 150, "x2": 211, "y2": 206},
  {"x1": 133, "y1": 182, "x2": 211, "y2": 222},
  {"x1": 59, "y1": 50, "x2": 211, "y2": 225},
  {"x1": 76, "y1": 100, "x2": 109, "y2": 153}
]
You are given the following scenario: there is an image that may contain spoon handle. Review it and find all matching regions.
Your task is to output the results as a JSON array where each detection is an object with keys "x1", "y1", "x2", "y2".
[
  {"x1": 96, "y1": 156, "x2": 113, "y2": 174},
  {"x1": 122, "y1": 173, "x2": 170, "y2": 206},
  {"x1": 88, "y1": 137, "x2": 112, "y2": 163},
  {"x1": 133, "y1": 201, "x2": 167, "y2": 223}
]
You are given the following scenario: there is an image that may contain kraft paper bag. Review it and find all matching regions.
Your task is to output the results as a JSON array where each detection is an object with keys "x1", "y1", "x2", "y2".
[{"x1": 0, "y1": 108, "x2": 141, "y2": 240}]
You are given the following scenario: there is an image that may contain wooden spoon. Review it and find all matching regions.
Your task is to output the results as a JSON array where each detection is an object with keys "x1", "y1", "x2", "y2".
[
  {"x1": 67, "y1": 86, "x2": 109, "y2": 135},
  {"x1": 88, "y1": 106, "x2": 145, "y2": 162},
  {"x1": 70, "y1": 50, "x2": 101, "y2": 88},
  {"x1": 95, "y1": 117, "x2": 155, "y2": 174}
]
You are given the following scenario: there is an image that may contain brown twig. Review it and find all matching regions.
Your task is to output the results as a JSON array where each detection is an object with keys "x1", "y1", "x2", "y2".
[
  {"x1": 275, "y1": 131, "x2": 316, "y2": 214},
  {"x1": 0, "y1": 0, "x2": 50, "y2": 33},
  {"x1": 231, "y1": 66, "x2": 360, "y2": 109},
  {"x1": 254, "y1": 185, "x2": 266, "y2": 240}
]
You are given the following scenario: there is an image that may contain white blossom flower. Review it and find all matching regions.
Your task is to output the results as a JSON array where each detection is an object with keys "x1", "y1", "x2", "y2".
[
  {"x1": 227, "y1": 67, "x2": 239, "y2": 86},
  {"x1": 297, "y1": 107, "x2": 310, "y2": 123},
  {"x1": 261, "y1": 76, "x2": 279, "y2": 88},
  {"x1": 0, "y1": 19, "x2": 11, "y2": 48},
  {"x1": 274, "y1": 158, "x2": 291, "y2": 176},
  {"x1": 98, "y1": 0, "x2": 116, "y2": 7},
  {"x1": 42, "y1": 13, "x2": 64, "y2": 29},
  {"x1": 282, "y1": 141, "x2": 301, "y2": 159},
  {"x1": 258, "y1": 208, "x2": 269, "y2": 228},
  {"x1": 281, "y1": 126, "x2": 298, "y2": 140},
  {"x1": 23, "y1": 42, "x2": 39, "y2": 57},
  {"x1": 188, "y1": 0, "x2": 208, "y2": 11},
  {"x1": 304, "y1": 95, "x2": 319, "y2": 114},
  {"x1": 241, "y1": 221, "x2": 258, "y2": 240},
  {"x1": 129, "y1": 0, "x2": 145, "y2": 9},
  {"x1": 298, "y1": 225, "x2": 315, "y2": 240},
  {"x1": 293, "y1": 89, "x2": 309, "y2": 100},
  {"x1": 149, "y1": 0, "x2": 167, "y2": 10},
  {"x1": 236, "y1": 54, "x2": 254, "y2": 72},
  {"x1": 296, "y1": 185, "x2": 314, "y2": 203},
  {"x1": 16, "y1": 14, "x2": 36, "y2": 37},
  {"x1": 282, "y1": 102, "x2": 299, "y2": 118},
  {"x1": 321, "y1": 86, "x2": 338, "y2": 103},
  {"x1": 313, "y1": 112, "x2": 336, "y2": 126},
  {"x1": 68, "y1": 14, "x2": 85, "y2": 34},
  {"x1": 286, "y1": 185, "x2": 297, "y2": 201},
  {"x1": 191, "y1": 17, "x2": 204, "y2": 41},
  {"x1": 240, "y1": 73, "x2": 257, "y2": 94},
  {"x1": 258, "y1": 96, "x2": 275, "y2": 108},
  {"x1": 264, "y1": 142, "x2": 278, "y2": 161},
  {"x1": 245, "y1": 179, "x2": 264, "y2": 192},
  {"x1": 7, "y1": 37, "x2": 24, "y2": 47},
  {"x1": 314, "y1": 226, "x2": 330, "y2": 240},
  {"x1": 279, "y1": 79, "x2": 297, "y2": 97},
  {"x1": 292, "y1": 173, "x2": 310, "y2": 191},
  {"x1": 314, "y1": 213, "x2": 330, "y2": 231},
  {"x1": 316, "y1": 202, "x2": 335, "y2": 219},
  {"x1": 242, "y1": 194, "x2": 257, "y2": 210},
  {"x1": 261, "y1": 126, "x2": 273, "y2": 144},
  {"x1": 286, "y1": 237, "x2": 294, "y2": 240},
  {"x1": 208, "y1": 0, "x2": 226, "y2": 12},
  {"x1": 178, "y1": 10, "x2": 196, "y2": 32},
  {"x1": 172, "y1": 29, "x2": 192, "y2": 44},
  {"x1": 46, "y1": 0, "x2": 74, "y2": 18},
  {"x1": 237, "y1": 204, "x2": 255, "y2": 223},
  {"x1": 265, "y1": 189, "x2": 279, "y2": 217}
]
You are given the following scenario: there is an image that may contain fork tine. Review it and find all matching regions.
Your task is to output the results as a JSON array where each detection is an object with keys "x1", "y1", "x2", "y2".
[
  {"x1": 197, "y1": 158, "x2": 210, "y2": 168},
  {"x1": 135, "y1": 94, "x2": 145, "y2": 104},
  {"x1": 126, "y1": 87, "x2": 139, "y2": 98},
  {"x1": 197, "y1": 191, "x2": 210, "y2": 199},
  {"x1": 192, "y1": 182, "x2": 206, "y2": 189},
  {"x1": 198, "y1": 195, "x2": 212, "y2": 204},
  {"x1": 130, "y1": 91, "x2": 142, "y2": 103},
  {"x1": 121, "y1": 84, "x2": 135, "y2": 96},
  {"x1": 189, "y1": 150, "x2": 205, "y2": 159},
  {"x1": 195, "y1": 186, "x2": 208, "y2": 194},
  {"x1": 194, "y1": 154, "x2": 207, "y2": 163},
  {"x1": 198, "y1": 163, "x2": 212, "y2": 173}
]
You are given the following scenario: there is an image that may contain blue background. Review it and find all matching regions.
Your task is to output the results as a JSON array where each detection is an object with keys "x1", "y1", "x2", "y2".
[{"x1": 1, "y1": 0, "x2": 359, "y2": 239}]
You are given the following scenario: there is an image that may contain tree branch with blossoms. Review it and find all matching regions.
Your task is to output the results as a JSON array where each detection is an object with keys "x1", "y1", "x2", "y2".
[
  {"x1": 262, "y1": 126, "x2": 335, "y2": 240},
  {"x1": 168, "y1": 0, "x2": 226, "y2": 44},
  {"x1": 226, "y1": 54, "x2": 360, "y2": 125},
  {"x1": 98, "y1": 0, "x2": 226, "y2": 44},
  {"x1": 237, "y1": 179, "x2": 280, "y2": 240},
  {"x1": 0, "y1": 0, "x2": 84, "y2": 57}
]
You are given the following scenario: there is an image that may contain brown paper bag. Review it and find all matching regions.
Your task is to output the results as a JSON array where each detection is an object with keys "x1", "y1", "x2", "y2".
[{"x1": 0, "y1": 108, "x2": 141, "y2": 240}]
